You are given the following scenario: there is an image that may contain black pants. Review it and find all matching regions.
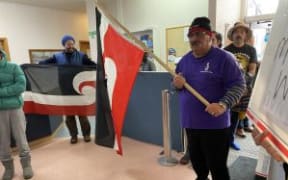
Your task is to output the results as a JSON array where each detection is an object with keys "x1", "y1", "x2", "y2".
[
  {"x1": 230, "y1": 111, "x2": 239, "y2": 144},
  {"x1": 66, "y1": 116, "x2": 91, "y2": 137},
  {"x1": 186, "y1": 128, "x2": 230, "y2": 180}
]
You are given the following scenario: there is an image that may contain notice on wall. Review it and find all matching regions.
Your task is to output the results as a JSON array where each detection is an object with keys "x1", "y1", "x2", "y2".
[
  {"x1": 183, "y1": 26, "x2": 189, "y2": 42},
  {"x1": 247, "y1": 0, "x2": 288, "y2": 162}
]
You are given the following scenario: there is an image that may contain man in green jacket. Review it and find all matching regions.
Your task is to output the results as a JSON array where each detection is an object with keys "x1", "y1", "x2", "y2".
[{"x1": 0, "y1": 50, "x2": 34, "y2": 180}]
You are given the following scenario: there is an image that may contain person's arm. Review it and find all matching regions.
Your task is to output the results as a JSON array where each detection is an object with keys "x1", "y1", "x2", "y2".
[
  {"x1": 244, "y1": 72, "x2": 255, "y2": 93},
  {"x1": 248, "y1": 47, "x2": 258, "y2": 76},
  {"x1": 173, "y1": 73, "x2": 186, "y2": 89},
  {"x1": 218, "y1": 84, "x2": 246, "y2": 108},
  {"x1": 0, "y1": 64, "x2": 26, "y2": 97},
  {"x1": 82, "y1": 54, "x2": 96, "y2": 65},
  {"x1": 205, "y1": 53, "x2": 246, "y2": 117},
  {"x1": 39, "y1": 55, "x2": 57, "y2": 64},
  {"x1": 205, "y1": 83, "x2": 245, "y2": 117},
  {"x1": 220, "y1": 53, "x2": 246, "y2": 108},
  {"x1": 248, "y1": 62, "x2": 257, "y2": 76},
  {"x1": 149, "y1": 60, "x2": 156, "y2": 71},
  {"x1": 173, "y1": 60, "x2": 186, "y2": 90}
]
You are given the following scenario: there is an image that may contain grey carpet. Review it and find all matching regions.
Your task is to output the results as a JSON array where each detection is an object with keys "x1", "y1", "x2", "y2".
[{"x1": 229, "y1": 156, "x2": 257, "y2": 180}]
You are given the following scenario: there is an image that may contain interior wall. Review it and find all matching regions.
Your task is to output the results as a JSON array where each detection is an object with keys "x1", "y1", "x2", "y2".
[
  {"x1": 215, "y1": 0, "x2": 242, "y2": 46},
  {"x1": 85, "y1": 0, "x2": 122, "y2": 61},
  {"x1": 0, "y1": 2, "x2": 89, "y2": 64},
  {"x1": 104, "y1": 0, "x2": 209, "y2": 71},
  {"x1": 208, "y1": 0, "x2": 217, "y2": 30}
]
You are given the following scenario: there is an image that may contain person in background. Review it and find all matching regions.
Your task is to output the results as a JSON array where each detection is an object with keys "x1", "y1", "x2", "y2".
[
  {"x1": 252, "y1": 128, "x2": 288, "y2": 180},
  {"x1": 40, "y1": 35, "x2": 96, "y2": 144},
  {"x1": 168, "y1": 48, "x2": 177, "y2": 63},
  {"x1": 224, "y1": 22, "x2": 257, "y2": 150},
  {"x1": 211, "y1": 31, "x2": 223, "y2": 48},
  {"x1": 0, "y1": 50, "x2": 34, "y2": 180},
  {"x1": 140, "y1": 52, "x2": 156, "y2": 71},
  {"x1": 173, "y1": 17, "x2": 245, "y2": 180}
]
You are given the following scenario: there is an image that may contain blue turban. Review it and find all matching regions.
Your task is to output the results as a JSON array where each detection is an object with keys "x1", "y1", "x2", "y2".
[{"x1": 61, "y1": 35, "x2": 75, "y2": 46}]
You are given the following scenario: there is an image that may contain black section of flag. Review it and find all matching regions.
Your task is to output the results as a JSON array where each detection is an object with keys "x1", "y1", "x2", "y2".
[
  {"x1": 95, "y1": 8, "x2": 115, "y2": 148},
  {"x1": 21, "y1": 64, "x2": 96, "y2": 95}
]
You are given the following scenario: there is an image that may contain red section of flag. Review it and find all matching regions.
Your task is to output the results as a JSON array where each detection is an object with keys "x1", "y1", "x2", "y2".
[
  {"x1": 24, "y1": 101, "x2": 96, "y2": 116},
  {"x1": 103, "y1": 25, "x2": 144, "y2": 155}
]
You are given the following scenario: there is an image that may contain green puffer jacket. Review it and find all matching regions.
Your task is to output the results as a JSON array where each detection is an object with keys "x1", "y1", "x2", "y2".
[{"x1": 0, "y1": 50, "x2": 26, "y2": 110}]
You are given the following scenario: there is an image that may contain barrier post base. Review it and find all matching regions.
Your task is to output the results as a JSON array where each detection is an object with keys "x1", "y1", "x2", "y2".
[{"x1": 158, "y1": 156, "x2": 178, "y2": 166}]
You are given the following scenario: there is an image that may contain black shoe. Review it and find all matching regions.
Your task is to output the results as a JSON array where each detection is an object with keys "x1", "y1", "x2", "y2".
[
  {"x1": 236, "y1": 128, "x2": 246, "y2": 138},
  {"x1": 179, "y1": 154, "x2": 190, "y2": 165},
  {"x1": 70, "y1": 136, "x2": 78, "y2": 144},
  {"x1": 244, "y1": 126, "x2": 253, "y2": 133},
  {"x1": 84, "y1": 135, "x2": 91, "y2": 142}
]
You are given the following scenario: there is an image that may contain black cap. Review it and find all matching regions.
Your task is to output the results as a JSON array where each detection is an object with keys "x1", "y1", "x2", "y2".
[{"x1": 190, "y1": 17, "x2": 212, "y2": 31}]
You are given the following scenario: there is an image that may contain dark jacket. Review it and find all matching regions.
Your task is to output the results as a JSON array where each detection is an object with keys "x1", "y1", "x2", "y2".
[{"x1": 39, "y1": 50, "x2": 96, "y2": 65}]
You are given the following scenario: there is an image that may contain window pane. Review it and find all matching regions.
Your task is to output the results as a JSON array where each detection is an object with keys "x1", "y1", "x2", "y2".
[
  {"x1": 251, "y1": 22, "x2": 272, "y2": 61},
  {"x1": 247, "y1": 0, "x2": 279, "y2": 16}
]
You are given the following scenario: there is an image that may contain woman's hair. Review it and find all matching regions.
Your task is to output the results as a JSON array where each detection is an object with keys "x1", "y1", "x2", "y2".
[
  {"x1": 212, "y1": 31, "x2": 223, "y2": 48},
  {"x1": 0, "y1": 50, "x2": 4, "y2": 58},
  {"x1": 215, "y1": 32, "x2": 223, "y2": 48},
  {"x1": 142, "y1": 52, "x2": 148, "y2": 62}
]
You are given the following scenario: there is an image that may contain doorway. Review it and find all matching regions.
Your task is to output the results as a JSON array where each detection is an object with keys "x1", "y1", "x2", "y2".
[{"x1": 79, "y1": 40, "x2": 90, "y2": 58}]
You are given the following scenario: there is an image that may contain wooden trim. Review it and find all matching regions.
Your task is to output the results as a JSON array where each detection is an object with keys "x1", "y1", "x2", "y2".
[
  {"x1": 165, "y1": 25, "x2": 189, "y2": 61},
  {"x1": 29, "y1": 49, "x2": 62, "y2": 64},
  {"x1": 79, "y1": 40, "x2": 91, "y2": 58},
  {"x1": 79, "y1": 40, "x2": 89, "y2": 44},
  {"x1": 165, "y1": 25, "x2": 190, "y2": 68},
  {"x1": 166, "y1": 25, "x2": 189, "y2": 31},
  {"x1": 0, "y1": 38, "x2": 11, "y2": 61}
]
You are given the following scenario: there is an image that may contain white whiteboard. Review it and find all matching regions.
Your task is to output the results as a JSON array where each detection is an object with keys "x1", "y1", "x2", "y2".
[{"x1": 248, "y1": 0, "x2": 288, "y2": 162}]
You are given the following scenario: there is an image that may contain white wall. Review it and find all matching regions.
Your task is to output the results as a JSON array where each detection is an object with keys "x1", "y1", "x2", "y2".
[
  {"x1": 104, "y1": 0, "x2": 123, "y2": 19},
  {"x1": 85, "y1": 0, "x2": 122, "y2": 61},
  {"x1": 104, "y1": 0, "x2": 209, "y2": 71},
  {"x1": 0, "y1": 2, "x2": 89, "y2": 64},
  {"x1": 208, "y1": 0, "x2": 217, "y2": 30},
  {"x1": 215, "y1": 0, "x2": 242, "y2": 46}
]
